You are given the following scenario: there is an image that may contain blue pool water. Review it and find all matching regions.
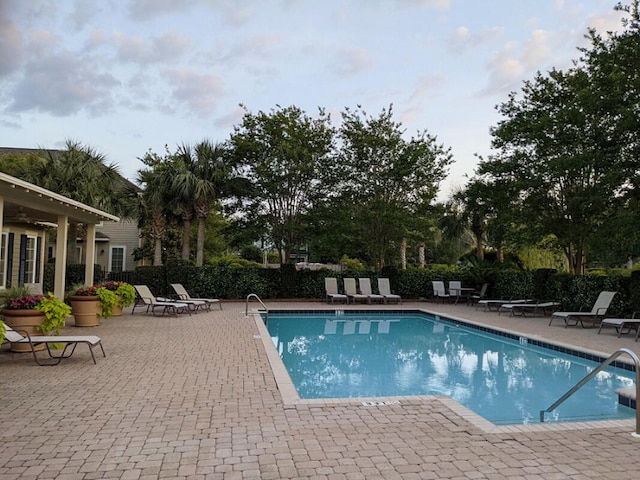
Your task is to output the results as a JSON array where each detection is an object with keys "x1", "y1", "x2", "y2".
[{"x1": 266, "y1": 311, "x2": 637, "y2": 425}]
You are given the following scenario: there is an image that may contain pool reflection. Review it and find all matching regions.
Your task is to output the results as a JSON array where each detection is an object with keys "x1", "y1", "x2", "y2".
[{"x1": 267, "y1": 313, "x2": 635, "y2": 424}]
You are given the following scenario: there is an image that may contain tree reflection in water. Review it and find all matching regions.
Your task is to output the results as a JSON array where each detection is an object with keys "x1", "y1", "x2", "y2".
[{"x1": 268, "y1": 313, "x2": 635, "y2": 424}]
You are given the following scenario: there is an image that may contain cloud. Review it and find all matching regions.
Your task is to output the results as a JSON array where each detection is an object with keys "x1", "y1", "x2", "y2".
[
  {"x1": 0, "y1": 15, "x2": 24, "y2": 77},
  {"x1": 69, "y1": 0, "x2": 101, "y2": 29},
  {"x1": 481, "y1": 29, "x2": 554, "y2": 96},
  {"x1": 394, "y1": 0, "x2": 451, "y2": 9},
  {"x1": 332, "y1": 47, "x2": 375, "y2": 76},
  {"x1": 214, "y1": 104, "x2": 246, "y2": 129},
  {"x1": 449, "y1": 25, "x2": 503, "y2": 54},
  {"x1": 164, "y1": 69, "x2": 225, "y2": 117},
  {"x1": 7, "y1": 50, "x2": 119, "y2": 116},
  {"x1": 127, "y1": 0, "x2": 258, "y2": 25},
  {"x1": 409, "y1": 73, "x2": 446, "y2": 102},
  {"x1": 113, "y1": 30, "x2": 191, "y2": 65}
]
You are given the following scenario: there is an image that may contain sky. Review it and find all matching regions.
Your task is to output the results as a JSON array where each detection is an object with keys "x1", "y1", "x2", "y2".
[{"x1": 0, "y1": 0, "x2": 628, "y2": 200}]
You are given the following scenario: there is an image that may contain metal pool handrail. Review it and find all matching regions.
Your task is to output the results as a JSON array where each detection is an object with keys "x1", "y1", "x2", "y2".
[
  {"x1": 245, "y1": 293, "x2": 268, "y2": 321},
  {"x1": 540, "y1": 348, "x2": 640, "y2": 436}
]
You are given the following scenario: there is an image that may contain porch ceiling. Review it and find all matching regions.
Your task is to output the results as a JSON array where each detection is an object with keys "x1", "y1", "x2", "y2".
[{"x1": 0, "y1": 173, "x2": 120, "y2": 225}]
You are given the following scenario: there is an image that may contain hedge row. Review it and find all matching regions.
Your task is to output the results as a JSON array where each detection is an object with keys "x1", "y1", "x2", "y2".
[{"x1": 45, "y1": 263, "x2": 640, "y2": 315}]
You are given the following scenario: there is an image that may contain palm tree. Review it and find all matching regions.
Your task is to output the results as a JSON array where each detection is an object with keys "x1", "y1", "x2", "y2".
[
  {"x1": 21, "y1": 140, "x2": 129, "y2": 264},
  {"x1": 136, "y1": 165, "x2": 172, "y2": 266},
  {"x1": 174, "y1": 141, "x2": 231, "y2": 267}
]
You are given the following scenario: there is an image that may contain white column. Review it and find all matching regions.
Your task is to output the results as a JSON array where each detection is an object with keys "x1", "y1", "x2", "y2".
[
  {"x1": 84, "y1": 223, "x2": 96, "y2": 285},
  {"x1": 54, "y1": 215, "x2": 69, "y2": 300}
]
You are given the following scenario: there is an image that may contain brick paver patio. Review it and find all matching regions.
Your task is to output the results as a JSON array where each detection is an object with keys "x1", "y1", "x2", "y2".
[{"x1": 2, "y1": 300, "x2": 640, "y2": 479}]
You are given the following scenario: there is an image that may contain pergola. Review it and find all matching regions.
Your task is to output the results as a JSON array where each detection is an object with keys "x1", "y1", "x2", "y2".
[{"x1": 0, "y1": 172, "x2": 120, "y2": 299}]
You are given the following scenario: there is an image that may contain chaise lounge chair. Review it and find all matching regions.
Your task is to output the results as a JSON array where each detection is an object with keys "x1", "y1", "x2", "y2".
[
  {"x1": 477, "y1": 297, "x2": 531, "y2": 312},
  {"x1": 133, "y1": 285, "x2": 192, "y2": 316},
  {"x1": 598, "y1": 312, "x2": 640, "y2": 338},
  {"x1": 548, "y1": 291, "x2": 617, "y2": 328},
  {"x1": 358, "y1": 278, "x2": 385, "y2": 304},
  {"x1": 499, "y1": 300, "x2": 561, "y2": 317},
  {"x1": 377, "y1": 278, "x2": 402, "y2": 304},
  {"x1": 344, "y1": 278, "x2": 368, "y2": 304},
  {"x1": 170, "y1": 283, "x2": 222, "y2": 310},
  {"x1": 324, "y1": 278, "x2": 348, "y2": 304},
  {"x1": 2, "y1": 324, "x2": 105, "y2": 365}
]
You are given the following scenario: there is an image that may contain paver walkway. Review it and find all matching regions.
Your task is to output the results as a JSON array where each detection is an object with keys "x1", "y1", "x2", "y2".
[{"x1": 1, "y1": 301, "x2": 640, "y2": 479}]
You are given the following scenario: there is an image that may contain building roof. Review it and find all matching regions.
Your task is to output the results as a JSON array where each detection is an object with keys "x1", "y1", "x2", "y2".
[{"x1": 0, "y1": 172, "x2": 119, "y2": 225}]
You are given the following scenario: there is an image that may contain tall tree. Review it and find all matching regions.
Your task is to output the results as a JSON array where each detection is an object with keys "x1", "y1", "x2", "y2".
[
  {"x1": 136, "y1": 151, "x2": 175, "y2": 266},
  {"x1": 13, "y1": 140, "x2": 128, "y2": 265},
  {"x1": 174, "y1": 141, "x2": 232, "y2": 266},
  {"x1": 479, "y1": 2, "x2": 640, "y2": 273},
  {"x1": 229, "y1": 105, "x2": 335, "y2": 263},
  {"x1": 336, "y1": 105, "x2": 452, "y2": 269}
]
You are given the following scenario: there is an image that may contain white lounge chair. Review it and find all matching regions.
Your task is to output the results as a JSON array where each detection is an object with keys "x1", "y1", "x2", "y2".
[
  {"x1": 478, "y1": 298, "x2": 531, "y2": 312},
  {"x1": 324, "y1": 278, "x2": 348, "y2": 304},
  {"x1": 598, "y1": 312, "x2": 640, "y2": 338},
  {"x1": 377, "y1": 278, "x2": 401, "y2": 304},
  {"x1": 170, "y1": 283, "x2": 222, "y2": 310},
  {"x1": 343, "y1": 278, "x2": 368, "y2": 304},
  {"x1": 432, "y1": 281, "x2": 450, "y2": 303},
  {"x1": 358, "y1": 278, "x2": 385, "y2": 304},
  {"x1": 133, "y1": 285, "x2": 192, "y2": 316},
  {"x1": 2, "y1": 324, "x2": 105, "y2": 365},
  {"x1": 499, "y1": 301, "x2": 561, "y2": 317},
  {"x1": 549, "y1": 291, "x2": 617, "y2": 328}
]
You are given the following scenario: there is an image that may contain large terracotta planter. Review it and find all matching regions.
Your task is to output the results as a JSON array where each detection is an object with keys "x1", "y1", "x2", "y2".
[
  {"x1": 111, "y1": 304, "x2": 123, "y2": 316},
  {"x1": 69, "y1": 295, "x2": 101, "y2": 327},
  {"x1": 2, "y1": 309, "x2": 47, "y2": 352}
]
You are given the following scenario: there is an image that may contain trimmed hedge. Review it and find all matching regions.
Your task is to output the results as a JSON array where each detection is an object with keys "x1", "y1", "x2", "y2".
[{"x1": 38, "y1": 264, "x2": 632, "y2": 314}]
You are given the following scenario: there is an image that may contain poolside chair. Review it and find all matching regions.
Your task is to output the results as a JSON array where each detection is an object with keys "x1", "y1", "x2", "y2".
[
  {"x1": 324, "y1": 278, "x2": 348, "y2": 304},
  {"x1": 477, "y1": 297, "x2": 532, "y2": 312},
  {"x1": 449, "y1": 280, "x2": 473, "y2": 304},
  {"x1": 343, "y1": 278, "x2": 368, "y2": 304},
  {"x1": 432, "y1": 281, "x2": 450, "y2": 303},
  {"x1": 2, "y1": 324, "x2": 105, "y2": 365},
  {"x1": 549, "y1": 291, "x2": 617, "y2": 328},
  {"x1": 499, "y1": 300, "x2": 561, "y2": 317},
  {"x1": 170, "y1": 283, "x2": 222, "y2": 310},
  {"x1": 469, "y1": 283, "x2": 488, "y2": 305},
  {"x1": 358, "y1": 278, "x2": 385, "y2": 304},
  {"x1": 377, "y1": 278, "x2": 401, "y2": 304},
  {"x1": 598, "y1": 312, "x2": 640, "y2": 338},
  {"x1": 133, "y1": 285, "x2": 192, "y2": 316}
]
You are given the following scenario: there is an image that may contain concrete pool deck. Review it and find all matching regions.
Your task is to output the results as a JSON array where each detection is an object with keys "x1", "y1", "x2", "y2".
[{"x1": 1, "y1": 300, "x2": 640, "y2": 479}]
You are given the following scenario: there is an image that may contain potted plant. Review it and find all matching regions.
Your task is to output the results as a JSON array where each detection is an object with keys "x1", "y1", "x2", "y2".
[
  {"x1": 69, "y1": 284, "x2": 101, "y2": 327},
  {"x1": 1, "y1": 287, "x2": 71, "y2": 352},
  {"x1": 100, "y1": 281, "x2": 136, "y2": 316},
  {"x1": 95, "y1": 286, "x2": 118, "y2": 319}
]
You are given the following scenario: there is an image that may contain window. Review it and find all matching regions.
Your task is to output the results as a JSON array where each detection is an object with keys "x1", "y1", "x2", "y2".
[
  {"x1": 110, "y1": 246, "x2": 125, "y2": 272},
  {"x1": 0, "y1": 233, "x2": 6, "y2": 288},
  {"x1": 25, "y1": 236, "x2": 37, "y2": 283}
]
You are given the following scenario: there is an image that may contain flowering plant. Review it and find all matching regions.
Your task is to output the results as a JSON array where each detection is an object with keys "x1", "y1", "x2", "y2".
[
  {"x1": 4, "y1": 294, "x2": 44, "y2": 310},
  {"x1": 96, "y1": 281, "x2": 136, "y2": 309},
  {"x1": 100, "y1": 280, "x2": 121, "y2": 291},
  {"x1": 74, "y1": 285, "x2": 98, "y2": 296}
]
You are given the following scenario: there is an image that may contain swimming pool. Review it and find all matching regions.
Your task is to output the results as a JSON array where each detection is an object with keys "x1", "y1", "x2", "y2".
[{"x1": 266, "y1": 311, "x2": 637, "y2": 425}]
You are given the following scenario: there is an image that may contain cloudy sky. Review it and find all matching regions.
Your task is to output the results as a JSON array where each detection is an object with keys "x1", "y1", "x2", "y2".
[{"x1": 0, "y1": 0, "x2": 627, "y2": 199}]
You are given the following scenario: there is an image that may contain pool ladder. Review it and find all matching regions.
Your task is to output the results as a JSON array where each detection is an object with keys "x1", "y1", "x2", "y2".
[
  {"x1": 540, "y1": 348, "x2": 640, "y2": 436},
  {"x1": 245, "y1": 293, "x2": 268, "y2": 322}
]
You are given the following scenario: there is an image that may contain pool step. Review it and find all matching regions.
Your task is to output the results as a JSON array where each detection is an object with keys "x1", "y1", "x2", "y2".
[{"x1": 616, "y1": 387, "x2": 637, "y2": 409}]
